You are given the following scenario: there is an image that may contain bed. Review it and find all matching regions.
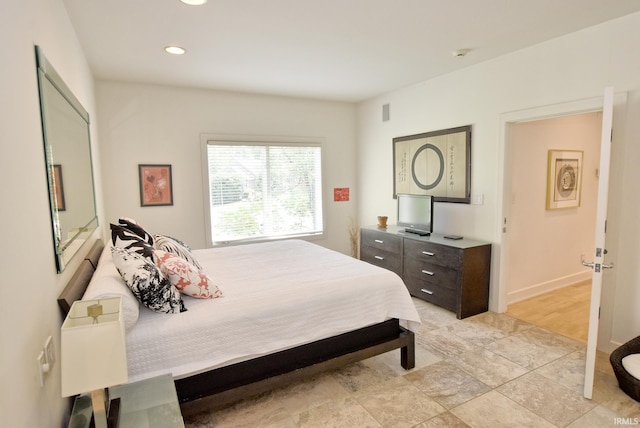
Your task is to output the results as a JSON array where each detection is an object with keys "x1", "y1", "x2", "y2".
[{"x1": 58, "y1": 237, "x2": 420, "y2": 413}]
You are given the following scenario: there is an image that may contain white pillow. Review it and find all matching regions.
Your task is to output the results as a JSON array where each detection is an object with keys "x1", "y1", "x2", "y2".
[
  {"x1": 83, "y1": 246, "x2": 140, "y2": 331},
  {"x1": 622, "y1": 353, "x2": 640, "y2": 380}
]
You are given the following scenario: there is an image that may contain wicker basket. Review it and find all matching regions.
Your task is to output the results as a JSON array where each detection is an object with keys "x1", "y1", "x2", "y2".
[{"x1": 610, "y1": 335, "x2": 640, "y2": 402}]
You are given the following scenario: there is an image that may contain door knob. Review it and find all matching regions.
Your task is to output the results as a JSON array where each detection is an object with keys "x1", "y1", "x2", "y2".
[
  {"x1": 581, "y1": 260, "x2": 595, "y2": 268},
  {"x1": 581, "y1": 259, "x2": 614, "y2": 270}
]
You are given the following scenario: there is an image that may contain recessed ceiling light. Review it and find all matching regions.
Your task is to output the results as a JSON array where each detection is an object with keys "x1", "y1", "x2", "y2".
[
  {"x1": 180, "y1": 0, "x2": 207, "y2": 5},
  {"x1": 164, "y1": 46, "x2": 186, "y2": 55}
]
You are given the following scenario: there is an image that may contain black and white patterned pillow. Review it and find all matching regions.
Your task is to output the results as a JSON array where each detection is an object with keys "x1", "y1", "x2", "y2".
[
  {"x1": 153, "y1": 234, "x2": 203, "y2": 270},
  {"x1": 111, "y1": 246, "x2": 186, "y2": 314},
  {"x1": 117, "y1": 218, "x2": 154, "y2": 246},
  {"x1": 111, "y1": 223, "x2": 154, "y2": 259}
]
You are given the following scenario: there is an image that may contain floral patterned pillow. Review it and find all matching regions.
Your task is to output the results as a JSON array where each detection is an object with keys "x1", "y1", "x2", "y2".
[
  {"x1": 154, "y1": 250, "x2": 223, "y2": 299},
  {"x1": 111, "y1": 247, "x2": 186, "y2": 314}
]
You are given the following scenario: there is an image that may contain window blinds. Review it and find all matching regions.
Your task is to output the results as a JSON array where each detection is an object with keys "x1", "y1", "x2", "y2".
[{"x1": 206, "y1": 142, "x2": 323, "y2": 243}]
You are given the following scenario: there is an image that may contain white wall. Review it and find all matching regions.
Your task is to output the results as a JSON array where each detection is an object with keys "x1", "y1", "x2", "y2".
[
  {"x1": 96, "y1": 81, "x2": 357, "y2": 254},
  {"x1": 356, "y1": 12, "x2": 640, "y2": 347},
  {"x1": 506, "y1": 113, "x2": 601, "y2": 303},
  {"x1": 0, "y1": 1, "x2": 104, "y2": 426}
]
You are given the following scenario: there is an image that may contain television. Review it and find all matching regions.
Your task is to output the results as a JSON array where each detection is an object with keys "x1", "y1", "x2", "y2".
[{"x1": 397, "y1": 193, "x2": 434, "y2": 236}]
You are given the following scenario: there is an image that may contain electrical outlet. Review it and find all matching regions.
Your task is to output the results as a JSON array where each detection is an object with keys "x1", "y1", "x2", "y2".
[
  {"x1": 36, "y1": 337, "x2": 54, "y2": 387},
  {"x1": 44, "y1": 336, "x2": 55, "y2": 368}
]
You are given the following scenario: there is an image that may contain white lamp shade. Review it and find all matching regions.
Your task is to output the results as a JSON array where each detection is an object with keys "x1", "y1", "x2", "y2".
[{"x1": 61, "y1": 297, "x2": 128, "y2": 397}]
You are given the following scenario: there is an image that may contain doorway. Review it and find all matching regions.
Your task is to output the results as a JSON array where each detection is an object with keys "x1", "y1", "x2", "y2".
[
  {"x1": 499, "y1": 110, "x2": 602, "y2": 342},
  {"x1": 497, "y1": 91, "x2": 628, "y2": 398}
]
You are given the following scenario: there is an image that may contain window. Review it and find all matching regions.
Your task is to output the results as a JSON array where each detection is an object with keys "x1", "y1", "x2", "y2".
[{"x1": 204, "y1": 136, "x2": 323, "y2": 244}]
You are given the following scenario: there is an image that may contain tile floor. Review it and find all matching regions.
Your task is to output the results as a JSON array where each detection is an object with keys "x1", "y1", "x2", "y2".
[{"x1": 183, "y1": 298, "x2": 639, "y2": 427}]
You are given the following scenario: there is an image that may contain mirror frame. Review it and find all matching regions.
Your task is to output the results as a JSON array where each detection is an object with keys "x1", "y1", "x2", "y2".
[{"x1": 35, "y1": 46, "x2": 98, "y2": 272}]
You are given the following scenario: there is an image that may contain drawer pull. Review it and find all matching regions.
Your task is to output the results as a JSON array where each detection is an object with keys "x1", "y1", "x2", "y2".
[
  {"x1": 421, "y1": 270, "x2": 434, "y2": 276},
  {"x1": 374, "y1": 255, "x2": 385, "y2": 260},
  {"x1": 374, "y1": 239, "x2": 384, "y2": 244},
  {"x1": 421, "y1": 288, "x2": 434, "y2": 295},
  {"x1": 421, "y1": 251, "x2": 435, "y2": 256}
]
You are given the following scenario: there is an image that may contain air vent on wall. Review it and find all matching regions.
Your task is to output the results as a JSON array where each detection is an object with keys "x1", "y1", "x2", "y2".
[{"x1": 382, "y1": 103, "x2": 390, "y2": 122}]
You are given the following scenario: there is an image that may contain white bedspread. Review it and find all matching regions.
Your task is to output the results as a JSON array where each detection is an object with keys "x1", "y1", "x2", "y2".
[{"x1": 114, "y1": 239, "x2": 420, "y2": 382}]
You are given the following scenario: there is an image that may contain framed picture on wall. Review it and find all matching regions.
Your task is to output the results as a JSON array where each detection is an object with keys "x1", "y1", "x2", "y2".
[
  {"x1": 138, "y1": 164, "x2": 173, "y2": 207},
  {"x1": 546, "y1": 150, "x2": 583, "y2": 210},
  {"x1": 393, "y1": 125, "x2": 472, "y2": 203}
]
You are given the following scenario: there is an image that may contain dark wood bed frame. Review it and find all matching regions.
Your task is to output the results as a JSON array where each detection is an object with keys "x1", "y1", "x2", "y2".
[{"x1": 57, "y1": 239, "x2": 416, "y2": 414}]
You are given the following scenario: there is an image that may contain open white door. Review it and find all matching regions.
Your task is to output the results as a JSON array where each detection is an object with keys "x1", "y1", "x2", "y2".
[{"x1": 583, "y1": 86, "x2": 615, "y2": 399}]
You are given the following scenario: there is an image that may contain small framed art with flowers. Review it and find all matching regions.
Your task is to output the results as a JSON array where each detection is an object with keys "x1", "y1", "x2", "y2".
[{"x1": 138, "y1": 164, "x2": 173, "y2": 207}]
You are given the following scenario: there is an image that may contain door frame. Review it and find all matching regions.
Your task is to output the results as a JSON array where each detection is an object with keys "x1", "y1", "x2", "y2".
[{"x1": 496, "y1": 93, "x2": 627, "y2": 352}]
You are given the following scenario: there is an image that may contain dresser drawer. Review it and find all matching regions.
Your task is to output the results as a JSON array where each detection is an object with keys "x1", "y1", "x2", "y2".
[
  {"x1": 360, "y1": 246, "x2": 402, "y2": 276},
  {"x1": 403, "y1": 258, "x2": 458, "y2": 290},
  {"x1": 404, "y1": 277, "x2": 456, "y2": 312},
  {"x1": 403, "y1": 238, "x2": 460, "y2": 269},
  {"x1": 361, "y1": 229, "x2": 403, "y2": 254}
]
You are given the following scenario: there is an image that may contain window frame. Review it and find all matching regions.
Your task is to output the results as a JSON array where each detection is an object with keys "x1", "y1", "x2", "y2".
[{"x1": 200, "y1": 133, "x2": 326, "y2": 247}]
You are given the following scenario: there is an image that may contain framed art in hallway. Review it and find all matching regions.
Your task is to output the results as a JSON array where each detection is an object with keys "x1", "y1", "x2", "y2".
[
  {"x1": 546, "y1": 149, "x2": 583, "y2": 210},
  {"x1": 139, "y1": 164, "x2": 173, "y2": 207}
]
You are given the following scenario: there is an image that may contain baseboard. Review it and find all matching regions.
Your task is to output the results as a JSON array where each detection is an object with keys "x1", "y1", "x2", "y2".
[
  {"x1": 601, "y1": 340, "x2": 623, "y2": 354},
  {"x1": 507, "y1": 270, "x2": 592, "y2": 305}
]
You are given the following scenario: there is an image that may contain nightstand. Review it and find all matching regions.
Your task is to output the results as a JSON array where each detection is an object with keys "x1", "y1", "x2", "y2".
[
  {"x1": 69, "y1": 374, "x2": 184, "y2": 428},
  {"x1": 109, "y1": 373, "x2": 184, "y2": 428}
]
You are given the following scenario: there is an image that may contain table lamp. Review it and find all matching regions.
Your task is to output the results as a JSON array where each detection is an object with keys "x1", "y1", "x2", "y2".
[{"x1": 61, "y1": 297, "x2": 128, "y2": 428}]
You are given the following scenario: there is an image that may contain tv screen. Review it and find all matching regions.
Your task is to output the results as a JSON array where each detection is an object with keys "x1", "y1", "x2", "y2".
[{"x1": 397, "y1": 193, "x2": 434, "y2": 236}]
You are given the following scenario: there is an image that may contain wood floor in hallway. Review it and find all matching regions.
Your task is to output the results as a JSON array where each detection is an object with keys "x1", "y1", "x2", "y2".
[{"x1": 506, "y1": 281, "x2": 591, "y2": 343}]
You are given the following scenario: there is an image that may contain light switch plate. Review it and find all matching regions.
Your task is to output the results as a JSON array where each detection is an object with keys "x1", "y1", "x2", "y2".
[
  {"x1": 36, "y1": 351, "x2": 46, "y2": 387},
  {"x1": 472, "y1": 194, "x2": 484, "y2": 205},
  {"x1": 44, "y1": 336, "x2": 55, "y2": 367}
]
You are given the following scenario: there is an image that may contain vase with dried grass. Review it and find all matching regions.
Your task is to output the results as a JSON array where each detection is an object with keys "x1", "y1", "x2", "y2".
[{"x1": 348, "y1": 217, "x2": 359, "y2": 258}]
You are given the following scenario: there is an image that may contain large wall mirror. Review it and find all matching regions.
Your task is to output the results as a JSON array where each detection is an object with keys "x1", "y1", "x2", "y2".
[{"x1": 36, "y1": 46, "x2": 98, "y2": 272}]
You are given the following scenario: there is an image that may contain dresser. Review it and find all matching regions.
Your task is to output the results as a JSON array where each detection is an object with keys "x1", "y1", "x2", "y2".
[{"x1": 360, "y1": 225, "x2": 491, "y2": 319}]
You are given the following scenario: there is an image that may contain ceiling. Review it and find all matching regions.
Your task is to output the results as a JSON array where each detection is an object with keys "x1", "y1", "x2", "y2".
[{"x1": 63, "y1": 0, "x2": 640, "y2": 102}]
